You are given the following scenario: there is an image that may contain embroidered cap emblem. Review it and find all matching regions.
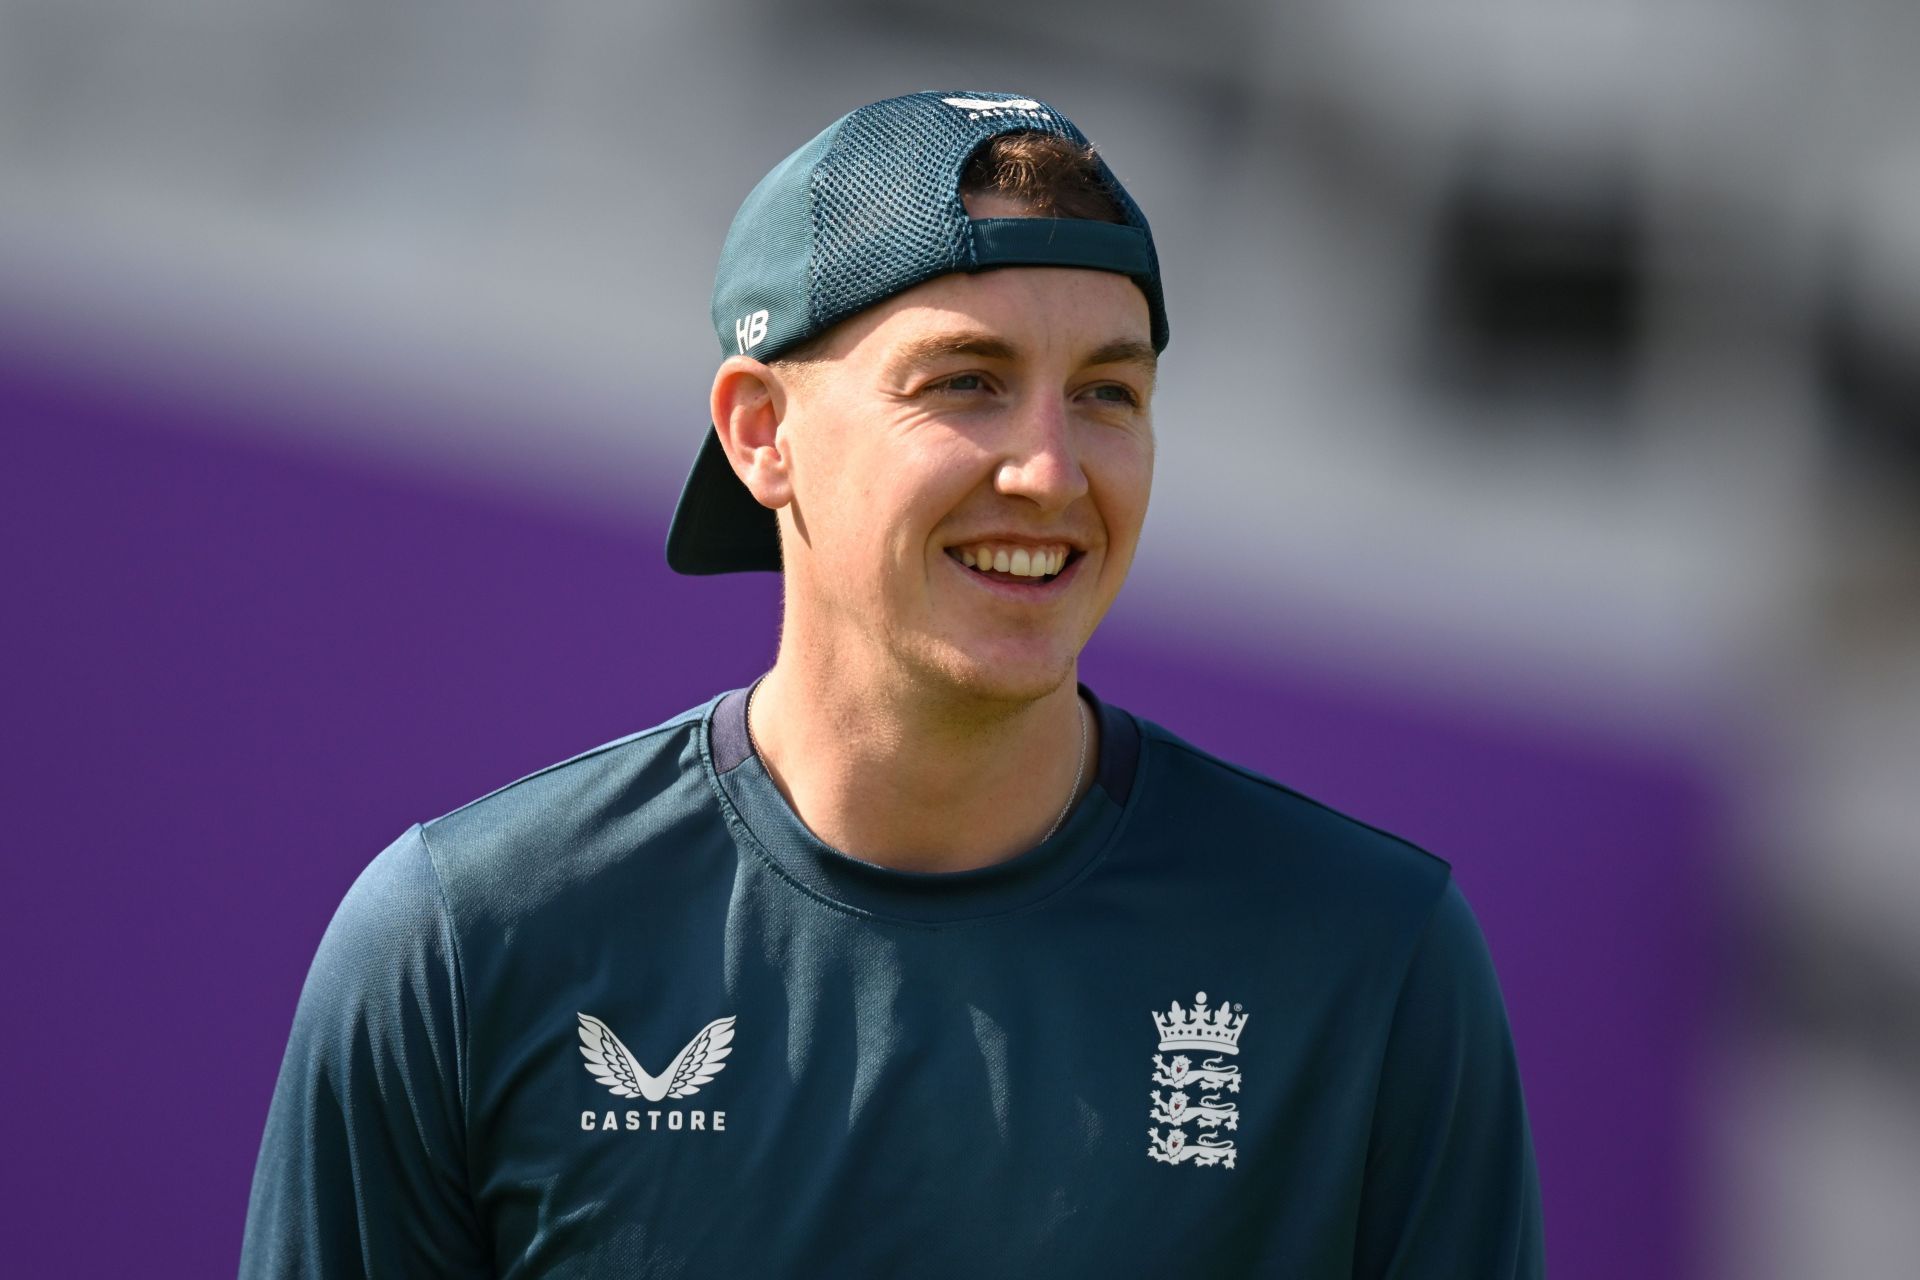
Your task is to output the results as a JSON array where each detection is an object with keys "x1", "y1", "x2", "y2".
[
  {"x1": 577, "y1": 1011, "x2": 736, "y2": 1102},
  {"x1": 939, "y1": 95, "x2": 1051, "y2": 122}
]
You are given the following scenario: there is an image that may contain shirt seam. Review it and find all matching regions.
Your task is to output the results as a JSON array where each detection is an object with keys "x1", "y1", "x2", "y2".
[
  {"x1": 1147, "y1": 731, "x2": 1452, "y2": 872},
  {"x1": 411, "y1": 820, "x2": 486, "y2": 1246},
  {"x1": 426, "y1": 701, "x2": 718, "y2": 826},
  {"x1": 1350, "y1": 869, "x2": 1460, "y2": 1246}
]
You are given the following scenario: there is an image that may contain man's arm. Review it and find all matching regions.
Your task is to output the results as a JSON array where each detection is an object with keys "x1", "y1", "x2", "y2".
[
  {"x1": 240, "y1": 824, "x2": 489, "y2": 1278},
  {"x1": 1352, "y1": 876, "x2": 1546, "y2": 1278}
]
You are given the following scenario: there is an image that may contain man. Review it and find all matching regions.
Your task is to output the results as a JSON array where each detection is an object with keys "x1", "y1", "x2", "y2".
[{"x1": 243, "y1": 90, "x2": 1544, "y2": 1277}]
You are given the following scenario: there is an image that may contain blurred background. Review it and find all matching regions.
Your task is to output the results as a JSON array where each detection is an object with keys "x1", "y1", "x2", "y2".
[{"x1": 3, "y1": 1, "x2": 1916, "y2": 1275}]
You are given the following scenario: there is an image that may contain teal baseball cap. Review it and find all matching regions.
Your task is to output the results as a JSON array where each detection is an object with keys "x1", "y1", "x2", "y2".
[{"x1": 664, "y1": 89, "x2": 1170, "y2": 576}]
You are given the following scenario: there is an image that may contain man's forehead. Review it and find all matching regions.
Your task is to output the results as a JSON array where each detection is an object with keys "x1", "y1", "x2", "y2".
[{"x1": 855, "y1": 269, "x2": 1153, "y2": 366}]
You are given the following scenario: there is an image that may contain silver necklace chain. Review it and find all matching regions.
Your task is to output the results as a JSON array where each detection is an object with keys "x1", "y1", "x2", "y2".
[
  {"x1": 1042, "y1": 695, "x2": 1088, "y2": 842},
  {"x1": 745, "y1": 680, "x2": 1088, "y2": 846}
]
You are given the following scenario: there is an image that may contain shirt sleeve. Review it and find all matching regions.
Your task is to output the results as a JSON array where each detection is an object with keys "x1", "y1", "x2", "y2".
[
  {"x1": 1352, "y1": 875, "x2": 1546, "y2": 1279},
  {"x1": 240, "y1": 824, "x2": 490, "y2": 1278}
]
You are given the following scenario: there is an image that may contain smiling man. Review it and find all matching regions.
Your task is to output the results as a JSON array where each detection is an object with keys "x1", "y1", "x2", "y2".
[
  {"x1": 704, "y1": 192, "x2": 1156, "y2": 875},
  {"x1": 243, "y1": 92, "x2": 1544, "y2": 1278}
]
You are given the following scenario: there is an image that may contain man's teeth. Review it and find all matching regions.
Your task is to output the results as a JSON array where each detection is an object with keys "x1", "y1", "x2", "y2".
[{"x1": 955, "y1": 544, "x2": 1070, "y2": 578}]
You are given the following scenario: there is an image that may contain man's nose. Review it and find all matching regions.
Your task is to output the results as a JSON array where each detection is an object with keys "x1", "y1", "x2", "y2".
[{"x1": 994, "y1": 393, "x2": 1089, "y2": 510}]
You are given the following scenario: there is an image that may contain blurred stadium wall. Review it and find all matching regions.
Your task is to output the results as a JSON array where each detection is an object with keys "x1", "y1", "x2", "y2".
[{"x1": 4, "y1": 3, "x2": 1918, "y2": 1277}]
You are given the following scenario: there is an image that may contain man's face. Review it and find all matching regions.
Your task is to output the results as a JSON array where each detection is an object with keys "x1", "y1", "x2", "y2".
[{"x1": 774, "y1": 258, "x2": 1156, "y2": 706}]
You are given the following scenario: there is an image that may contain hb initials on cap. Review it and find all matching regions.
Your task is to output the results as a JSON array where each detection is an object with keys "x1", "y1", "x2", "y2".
[{"x1": 735, "y1": 310, "x2": 769, "y2": 354}]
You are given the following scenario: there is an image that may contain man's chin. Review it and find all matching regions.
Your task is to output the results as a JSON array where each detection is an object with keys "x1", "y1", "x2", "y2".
[{"x1": 919, "y1": 644, "x2": 1080, "y2": 709}]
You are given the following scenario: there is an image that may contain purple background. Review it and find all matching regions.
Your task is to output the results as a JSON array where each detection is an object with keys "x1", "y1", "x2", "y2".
[{"x1": 1, "y1": 337, "x2": 1724, "y2": 1277}]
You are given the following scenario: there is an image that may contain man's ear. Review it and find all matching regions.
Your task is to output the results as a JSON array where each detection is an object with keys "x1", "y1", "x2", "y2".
[{"x1": 710, "y1": 356, "x2": 796, "y2": 511}]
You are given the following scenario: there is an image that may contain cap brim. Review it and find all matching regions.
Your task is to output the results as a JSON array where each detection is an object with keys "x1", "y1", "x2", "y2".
[{"x1": 663, "y1": 425, "x2": 783, "y2": 575}]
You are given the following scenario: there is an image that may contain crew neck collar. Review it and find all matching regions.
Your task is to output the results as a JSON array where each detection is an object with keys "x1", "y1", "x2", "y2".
[{"x1": 705, "y1": 677, "x2": 1141, "y2": 925}]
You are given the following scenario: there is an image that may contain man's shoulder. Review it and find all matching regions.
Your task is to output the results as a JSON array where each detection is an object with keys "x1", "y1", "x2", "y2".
[
  {"x1": 413, "y1": 692, "x2": 728, "y2": 907},
  {"x1": 1127, "y1": 710, "x2": 1454, "y2": 922}
]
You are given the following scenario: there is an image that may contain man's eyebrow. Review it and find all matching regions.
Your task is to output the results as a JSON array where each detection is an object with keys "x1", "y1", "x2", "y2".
[
  {"x1": 1083, "y1": 339, "x2": 1159, "y2": 380},
  {"x1": 883, "y1": 332, "x2": 1019, "y2": 377},
  {"x1": 884, "y1": 331, "x2": 1159, "y2": 381}
]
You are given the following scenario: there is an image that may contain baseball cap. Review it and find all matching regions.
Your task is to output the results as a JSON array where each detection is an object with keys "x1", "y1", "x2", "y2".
[{"x1": 664, "y1": 89, "x2": 1170, "y2": 576}]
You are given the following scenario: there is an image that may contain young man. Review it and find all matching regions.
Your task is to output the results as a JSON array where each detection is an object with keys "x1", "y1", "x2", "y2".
[{"x1": 243, "y1": 91, "x2": 1544, "y2": 1277}]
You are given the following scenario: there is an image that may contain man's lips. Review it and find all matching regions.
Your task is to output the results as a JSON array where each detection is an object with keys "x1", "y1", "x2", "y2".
[{"x1": 942, "y1": 546, "x2": 1086, "y2": 600}]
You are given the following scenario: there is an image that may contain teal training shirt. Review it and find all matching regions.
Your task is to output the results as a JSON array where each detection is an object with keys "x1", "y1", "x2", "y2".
[{"x1": 241, "y1": 682, "x2": 1544, "y2": 1277}]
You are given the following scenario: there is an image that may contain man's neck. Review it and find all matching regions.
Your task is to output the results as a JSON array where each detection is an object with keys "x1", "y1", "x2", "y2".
[{"x1": 746, "y1": 654, "x2": 1099, "y2": 874}]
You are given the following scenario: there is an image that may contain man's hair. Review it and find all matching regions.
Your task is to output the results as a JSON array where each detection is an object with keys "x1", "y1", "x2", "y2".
[
  {"x1": 958, "y1": 131, "x2": 1127, "y2": 224},
  {"x1": 768, "y1": 132, "x2": 1126, "y2": 374}
]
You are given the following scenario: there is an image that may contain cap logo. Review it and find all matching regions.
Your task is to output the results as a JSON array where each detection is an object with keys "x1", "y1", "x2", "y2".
[
  {"x1": 940, "y1": 95, "x2": 1049, "y2": 121},
  {"x1": 734, "y1": 309, "x2": 769, "y2": 354}
]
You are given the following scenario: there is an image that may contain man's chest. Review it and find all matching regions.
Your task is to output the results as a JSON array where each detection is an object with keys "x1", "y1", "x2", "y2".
[{"x1": 461, "y1": 937, "x2": 1384, "y2": 1277}]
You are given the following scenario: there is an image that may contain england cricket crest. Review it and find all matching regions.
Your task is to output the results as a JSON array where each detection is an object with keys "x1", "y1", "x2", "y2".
[{"x1": 1147, "y1": 991, "x2": 1246, "y2": 1169}]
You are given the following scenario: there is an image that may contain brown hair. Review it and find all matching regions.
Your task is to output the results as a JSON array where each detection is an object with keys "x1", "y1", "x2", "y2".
[{"x1": 958, "y1": 131, "x2": 1127, "y2": 223}]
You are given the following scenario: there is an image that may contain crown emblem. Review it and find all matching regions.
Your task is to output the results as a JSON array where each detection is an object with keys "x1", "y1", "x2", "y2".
[{"x1": 1152, "y1": 991, "x2": 1249, "y2": 1056}]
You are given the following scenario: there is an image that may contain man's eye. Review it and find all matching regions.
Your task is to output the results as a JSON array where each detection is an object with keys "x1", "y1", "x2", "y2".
[
  {"x1": 933, "y1": 373, "x2": 989, "y2": 393},
  {"x1": 1089, "y1": 383, "x2": 1140, "y2": 406}
]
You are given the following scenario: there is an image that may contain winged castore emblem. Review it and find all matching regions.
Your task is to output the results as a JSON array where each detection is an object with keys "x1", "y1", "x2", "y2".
[{"x1": 577, "y1": 1011, "x2": 736, "y2": 1102}]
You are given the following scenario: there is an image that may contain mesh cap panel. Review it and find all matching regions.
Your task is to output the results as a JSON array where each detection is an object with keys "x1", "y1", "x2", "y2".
[{"x1": 808, "y1": 93, "x2": 1084, "y2": 334}]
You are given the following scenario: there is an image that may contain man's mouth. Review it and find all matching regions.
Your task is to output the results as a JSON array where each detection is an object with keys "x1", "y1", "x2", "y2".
[{"x1": 944, "y1": 542, "x2": 1081, "y2": 588}]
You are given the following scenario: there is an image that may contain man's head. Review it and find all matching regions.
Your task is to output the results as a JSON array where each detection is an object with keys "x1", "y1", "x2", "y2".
[{"x1": 668, "y1": 91, "x2": 1168, "y2": 704}]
